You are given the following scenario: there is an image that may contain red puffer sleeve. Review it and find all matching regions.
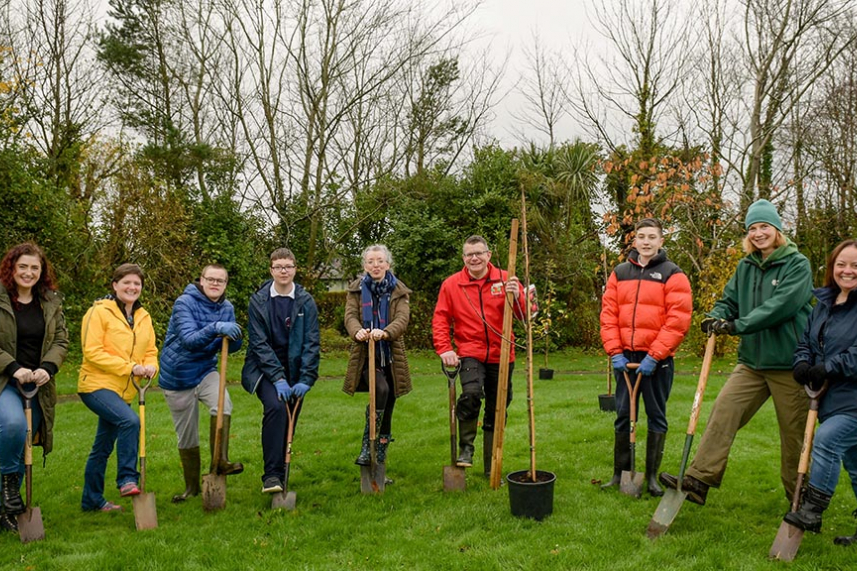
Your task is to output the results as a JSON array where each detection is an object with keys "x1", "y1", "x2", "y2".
[
  {"x1": 648, "y1": 272, "x2": 692, "y2": 360},
  {"x1": 600, "y1": 271, "x2": 623, "y2": 356}
]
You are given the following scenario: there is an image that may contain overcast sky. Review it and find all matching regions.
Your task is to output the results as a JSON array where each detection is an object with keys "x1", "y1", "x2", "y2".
[{"x1": 474, "y1": 0, "x2": 595, "y2": 147}]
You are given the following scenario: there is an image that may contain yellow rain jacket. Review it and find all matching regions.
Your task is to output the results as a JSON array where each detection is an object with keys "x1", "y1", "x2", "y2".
[{"x1": 78, "y1": 298, "x2": 158, "y2": 403}]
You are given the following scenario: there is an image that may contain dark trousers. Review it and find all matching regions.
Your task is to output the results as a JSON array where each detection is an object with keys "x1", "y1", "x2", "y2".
[
  {"x1": 613, "y1": 351, "x2": 673, "y2": 434},
  {"x1": 361, "y1": 364, "x2": 397, "y2": 434},
  {"x1": 256, "y1": 380, "x2": 303, "y2": 482},
  {"x1": 458, "y1": 357, "x2": 514, "y2": 432}
]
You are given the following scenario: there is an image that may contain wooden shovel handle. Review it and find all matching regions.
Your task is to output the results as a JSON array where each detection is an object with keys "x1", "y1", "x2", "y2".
[
  {"x1": 211, "y1": 337, "x2": 229, "y2": 472},
  {"x1": 687, "y1": 334, "x2": 717, "y2": 435}
]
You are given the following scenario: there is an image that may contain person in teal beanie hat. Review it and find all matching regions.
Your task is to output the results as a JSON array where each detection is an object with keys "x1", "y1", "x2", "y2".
[
  {"x1": 744, "y1": 199, "x2": 783, "y2": 231},
  {"x1": 661, "y1": 198, "x2": 813, "y2": 509}
]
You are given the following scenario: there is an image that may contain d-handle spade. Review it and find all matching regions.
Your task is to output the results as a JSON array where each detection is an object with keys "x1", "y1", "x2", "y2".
[
  {"x1": 16, "y1": 383, "x2": 44, "y2": 544},
  {"x1": 360, "y1": 338, "x2": 385, "y2": 494},
  {"x1": 648, "y1": 334, "x2": 716, "y2": 539},
  {"x1": 442, "y1": 363, "x2": 466, "y2": 492},
  {"x1": 769, "y1": 382, "x2": 827, "y2": 562},
  {"x1": 272, "y1": 397, "x2": 301, "y2": 510},
  {"x1": 203, "y1": 338, "x2": 229, "y2": 511},
  {"x1": 619, "y1": 363, "x2": 645, "y2": 498},
  {"x1": 131, "y1": 375, "x2": 158, "y2": 530}
]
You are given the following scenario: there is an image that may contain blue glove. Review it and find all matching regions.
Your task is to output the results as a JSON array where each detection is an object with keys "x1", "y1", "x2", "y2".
[
  {"x1": 611, "y1": 354, "x2": 629, "y2": 374},
  {"x1": 274, "y1": 379, "x2": 291, "y2": 401},
  {"x1": 638, "y1": 355, "x2": 659, "y2": 376},
  {"x1": 291, "y1": 383, "x2": 311, "y2": 398},
  {"x1": 216, "y1": 322, "x2": 242, "y2": 340}
]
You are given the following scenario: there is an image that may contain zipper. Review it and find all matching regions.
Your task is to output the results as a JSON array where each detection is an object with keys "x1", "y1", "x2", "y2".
[
  {"x1": 478, "y1": 284, "x2": 489, "y2": 363},
  {"x1": 630, "y1": 264, "x2": 644, "y2": 350}
]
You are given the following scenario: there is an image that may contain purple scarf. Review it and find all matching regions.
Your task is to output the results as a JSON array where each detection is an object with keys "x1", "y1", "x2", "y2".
[{"x1": 361, "y1": 271, "x2": 397, "y2": 366}]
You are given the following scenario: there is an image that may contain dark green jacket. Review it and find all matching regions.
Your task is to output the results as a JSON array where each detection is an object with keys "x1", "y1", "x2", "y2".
[
  {"x1": 0, "y1": 283, "x2": 68, "y2": 454},
  {"x1": 708, "y1": 241, "x2": 812, "y2": 370}
]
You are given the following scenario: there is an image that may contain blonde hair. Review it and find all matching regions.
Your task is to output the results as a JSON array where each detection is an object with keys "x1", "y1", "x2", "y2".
[{"x1": 742, "y1": 229, "x2": 787, "y2": 254}]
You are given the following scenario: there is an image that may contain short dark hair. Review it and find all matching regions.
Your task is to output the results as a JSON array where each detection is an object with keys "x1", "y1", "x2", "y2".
[
  {"x1": 824, "y1": 239, "x2": 857, "y2": 289},
  {"x1": 270, "y1": 248, "x2": 296, "y2": 264},
  {"x1": 463, "y1": 235, "x2": 489, "y2": 251},
  {"x1": 634, "y1": 218, "x2": 663, "y2": 233},
  {"x1": 112, "y1": 263, "x2": 145, "y2": 288},
  {"x1": 201, "y1": 264, "x2": 228, "y2": 280}
]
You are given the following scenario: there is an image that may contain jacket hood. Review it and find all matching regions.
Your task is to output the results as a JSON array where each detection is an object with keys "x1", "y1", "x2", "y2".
[
  {"x1": 746, "y1": 239, "x2": 799, "y2": 268},
  {"x1": 813, "y1": 285, "x2": 857, "y2": 308}
]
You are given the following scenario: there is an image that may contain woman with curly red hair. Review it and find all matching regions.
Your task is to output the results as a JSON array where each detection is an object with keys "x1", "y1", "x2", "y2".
[{"x1": 0, "y1": 243, "x2": 68, "y2": 532}]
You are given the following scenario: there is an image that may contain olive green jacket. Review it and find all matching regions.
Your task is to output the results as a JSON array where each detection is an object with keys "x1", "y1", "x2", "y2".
[
  {"x1": 708, "y1": 241, "x2": 812, "y2": 370},
  {"x1": 0, "y1": 283, "x2": 68, "y2": 454},
  {"x1": 343, "y1": 278, "x2": 413, "y2": 398}
]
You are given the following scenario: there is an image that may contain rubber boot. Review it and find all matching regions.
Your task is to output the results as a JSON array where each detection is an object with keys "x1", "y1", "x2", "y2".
[
  {"x1": 172, "y1": 447, "x2": 201, "y2": 503},
  {"x1": 355, "y1": 406, "x2": 371, "y2": 466},
  {"x1": 1, "y1": 473, "x2": 23, "y2": 516},
  {"x1": 456, "y1": 418, "x2": 478, "y2": 467},
  {"x1": 834, "y1": 510, "x2": 857, "y2": 546},
  {"x1": 601, "y1": 432, "x2": 631, "y2": 489},
  {"x1": 377, "y1": 434, "x2": 392, "y2": 464},
  {"x1": 646, "y1": 432, "x2": 667, "y2": 497},
  {"x1": 210, "y1": 415, "x2": 244, "y2": 475},
  {"x1": 483, "y1": 430, "x2": 494, "y2": 477},
  {"x1": 784, "y1": 486, "x2": 832, "y2": 533}
]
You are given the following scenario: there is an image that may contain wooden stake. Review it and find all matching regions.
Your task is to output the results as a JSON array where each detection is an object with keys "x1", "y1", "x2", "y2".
[{"x1": 490, "y1": 219, "x2": 519, "y2": 490}]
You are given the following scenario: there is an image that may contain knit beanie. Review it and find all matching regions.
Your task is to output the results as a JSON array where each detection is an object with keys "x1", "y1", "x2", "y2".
[{"x1": 744, "y1": 199, "x2": 782, "y2": 231}]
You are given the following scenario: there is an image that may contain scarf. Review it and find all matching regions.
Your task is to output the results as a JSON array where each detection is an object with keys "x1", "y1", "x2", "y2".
[{"x1": 361, "y1": 271, "x2": 397, "y2": 366}]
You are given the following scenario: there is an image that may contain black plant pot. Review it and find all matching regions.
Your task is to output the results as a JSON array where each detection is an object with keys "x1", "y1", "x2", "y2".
[
  {"x1": 598, "y1": 393, "x2": 616, "y2": 412},
  {"x1": 538, "y1": 368, "x2": 554, "y2": 380},
  {"x1": 507, "y1": 470, "x2": 557, "y2": 521}
]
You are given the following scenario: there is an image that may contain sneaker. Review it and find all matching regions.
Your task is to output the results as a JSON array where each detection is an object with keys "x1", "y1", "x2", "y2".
[
  {"x1": 119, "y1": 482, "x2": 141, "y2": 497},
  {"x1": 261, "y1": 477, "x2": 283, "y2": 494},
  {"x1": 99, "y1": 501, "x2": 124, "y2": 512}
]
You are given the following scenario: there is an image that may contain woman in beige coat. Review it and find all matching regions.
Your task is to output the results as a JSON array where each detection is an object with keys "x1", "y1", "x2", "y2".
[{"x1": 343, "y1": 245, "x2": 412, "y2": 466}]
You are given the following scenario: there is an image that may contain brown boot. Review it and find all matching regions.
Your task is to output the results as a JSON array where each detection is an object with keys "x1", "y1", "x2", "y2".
[
  {"x1": 172, "y1": 447, "x2": 201, "y2": 503},
  {"x1": 210, "y1": 415, "x2": 244, "y2": 475}
]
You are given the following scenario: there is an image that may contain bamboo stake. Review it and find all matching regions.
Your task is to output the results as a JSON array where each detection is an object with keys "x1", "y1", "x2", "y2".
[
  {"x1": 520, "y1": 191, "x2": 537, "y2": 482},
  {"x1": 490, "y1": 219, "x2": 519, "y2": 490}
]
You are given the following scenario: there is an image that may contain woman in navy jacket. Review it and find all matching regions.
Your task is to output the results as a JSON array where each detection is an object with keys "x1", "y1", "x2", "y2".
[{"x1": 784, "y1": 239, "x2": 857, "y2": 545}]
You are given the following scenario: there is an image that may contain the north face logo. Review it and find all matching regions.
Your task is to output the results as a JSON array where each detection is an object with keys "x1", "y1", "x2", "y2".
[
  {"x1": 650, "y1": 272, "x2": 663, "y2": 281},
  {"x1": 772, "y1": 279, "x2": 779, "y2": 286}
]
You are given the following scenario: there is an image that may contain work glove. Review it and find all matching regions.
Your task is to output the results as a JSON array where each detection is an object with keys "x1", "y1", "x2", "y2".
[
  {"x1": 216, "y1": 322, "x2": 243, "y2": 340},
  {"x1": 700, "y1": 318, "x2": 718, "y2": 334},
  {"x1": 807, "y1": 364, "x2": 827, "y2": 391},
  {"x1": 638, "y1": 355, "x2": 659, "y2": 376},
  {"x1": 291, "y1": 383, "x2": 311, "y2": 398},
  {"x1": 611, "y1": 354, "x2": 630, "y2": 374},
  {"x1": 793, "y1": 361, "x2": 811, "y2": 385},
  {"x1": 274, "y1": 379, "x2": 292, "y2": 401},
  {"x1": 711, "y1": 320, "x2": 735, "y2": 335}
]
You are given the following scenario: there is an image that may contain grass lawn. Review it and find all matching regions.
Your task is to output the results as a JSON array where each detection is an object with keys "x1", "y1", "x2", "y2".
[{"x1": 2, "y1": 348, "x2": 854, "y2": 570}]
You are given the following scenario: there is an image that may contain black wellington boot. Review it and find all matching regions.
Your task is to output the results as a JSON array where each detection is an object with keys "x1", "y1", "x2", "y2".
[
  {"x1": 646, "y1": 432, "x2": 667, "y2": 497},
  {"x1": 601, "y1": 432, "x2": 630, "y2": 490},
  {"x1": 456, "y1": 419, "x2": 478, "y2": 467},
  {"x1": 834, "y1": 510, "x2": 857, "y2": 546},
  {"x1": 172, "y1": 447, "x2": 201, "y2": 503}
]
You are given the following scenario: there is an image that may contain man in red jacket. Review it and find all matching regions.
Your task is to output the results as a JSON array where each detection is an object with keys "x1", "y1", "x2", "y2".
[
  {"x1": 433, "y1": 235, "x2": 524, "y2": 474},
  {"x1": 600, "y1": 218, "x2": 692, "y2": 496}
]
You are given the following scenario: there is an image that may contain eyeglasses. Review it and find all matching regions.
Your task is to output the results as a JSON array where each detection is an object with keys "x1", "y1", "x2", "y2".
[
  {"x1": 463, "y1": 250, "x2": 489, "y2": 259},
  {"x1": 271, "y1": 265, "x2": 296, "y2": 272},
  {"x1": 202, "y1": 277, "x2": 227, "y2": 285}
]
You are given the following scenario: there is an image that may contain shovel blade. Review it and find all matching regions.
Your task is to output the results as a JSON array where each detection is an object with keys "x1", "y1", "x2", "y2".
[
  {"x1": 443, "y1": 465, "x2": 466, "y2": 492},
  {"x1": 360, "y1": 464, "x2": 385, "y2": 494},
  {"x1": 202, "y1": 473, "x2": 227, "y2": 511},
  {"x1": 272, "y1": 490, "x2": 297, "y2": 510},
  {"x1": 769, "y1": 521, "x2": 804, "y2": 561},
  {"x1": 647, "y1": 489, "x2": 687, "y2": 538},
  {"x1": 619, "y1": 470, "x2": 644, "y2": 498},
  {"x1": 133, "y1": 492, "x2": 158, "y2": 530},
  {"x1": 17, "y1": 507, "x2": 44, "y2": 543}
]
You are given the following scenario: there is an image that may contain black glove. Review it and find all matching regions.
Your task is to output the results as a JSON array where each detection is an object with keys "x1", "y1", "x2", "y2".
[
  {"x1": 807, "y1": 364, "x2": 827, "y2": 391},
  {"x1": 793, "y1": 362, "x2": 811, "y2": 385},
  {"x1": 700, "y1": 318, "x2": 718, "y2": 334},
  {"x1": 712, "y1": 320, "x2": 735, "y2": 335}
]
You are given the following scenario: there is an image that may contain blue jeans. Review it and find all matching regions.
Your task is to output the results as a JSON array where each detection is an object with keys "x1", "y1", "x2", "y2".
[
  {"x1": 79, "y1": 390, "x2": 140, "y2": 511},
  {"x1": 0, "y1": 383, "x2": 43, "y2": 503},
  {"x1": 808, "y1": 413, "x2": 857, "y2": 498}
]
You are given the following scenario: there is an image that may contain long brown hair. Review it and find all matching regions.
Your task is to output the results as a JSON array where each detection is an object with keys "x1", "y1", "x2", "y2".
[
  {"x1": 824, "y1": 239, "x2": 857, "y2": 289},
  {"x1": 0, "y1": 243, "x2": 58, "y2": 306}
]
